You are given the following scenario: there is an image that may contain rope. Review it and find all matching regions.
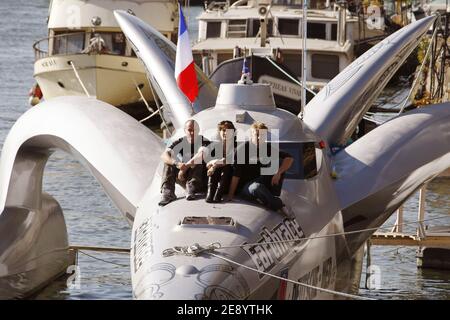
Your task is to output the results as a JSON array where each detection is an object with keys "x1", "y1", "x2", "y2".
[
  {"x1": 70, "y1": 245, "x2": 130, "y2": 254},
  {"x1": 139, "y1": 105, "x2": 165, "y2": 123},
  {"x1": 160, "y1": 216, "x2": 450, "y2": 299},
  {"x1": 206, "y1": 251, "x2": 374, "y2": 300},
  {"x1": 68, "y1": 61, "x2": 90, "y2": 97},
  {"x1": 162, "y1": 242, "x2": 221, "y2": 257},
  {"x1": 77, "y1": 250, "x2": 129, "y2": 268},
  {"x1": 133, "y1": 78, "x2": 155, "y2": 114},
  {"x1": 162, "y1": 243, "x2": 371, "y2": 299},
  {"x1": 264, "y1": 57, "x2": 317, "y2": 96},
  {"x1": 213, "y1": 215, "x2": 450, "y2": 251},
  {"x1": 147, "y1": 75, "x2": 172, "y2": 134},
  {"x1": 363, "y1": 115, "x2": 383, "y2": 125}
]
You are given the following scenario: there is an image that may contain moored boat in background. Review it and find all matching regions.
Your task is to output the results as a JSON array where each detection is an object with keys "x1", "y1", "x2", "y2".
[{"x1": 32, "y1": 0, "x2": 178, "y2": 121}]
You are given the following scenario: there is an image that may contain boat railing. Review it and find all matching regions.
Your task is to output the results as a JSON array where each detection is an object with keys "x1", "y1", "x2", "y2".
[
  {"x1": 207, "y1": 1, "x2": 230, "y2": 11},
  {"x1": 33, "y1": 31, "x2": 131, "y2": 61},
  {"x1": 33, "y1": 31, "x2": 88, "y2": 61}
]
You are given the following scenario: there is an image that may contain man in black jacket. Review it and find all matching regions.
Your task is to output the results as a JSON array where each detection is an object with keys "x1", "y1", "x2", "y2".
[{"x1": 159, "y1": 119, "x2": 210, "y2": 206}]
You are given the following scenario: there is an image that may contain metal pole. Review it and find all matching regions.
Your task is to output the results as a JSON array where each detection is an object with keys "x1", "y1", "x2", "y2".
[
  {"x1": 417, "y1": 184, "x2": 427, "y2": 239},
  {"x1": 391, "y1": 206, "x2": 404, "y2": 233},
  {"x1": 365, "y1": 240, "x2": 371, "y2": 289},
  {"x1": 300, "y1": 0, "x2": 307, "y2": 119}
]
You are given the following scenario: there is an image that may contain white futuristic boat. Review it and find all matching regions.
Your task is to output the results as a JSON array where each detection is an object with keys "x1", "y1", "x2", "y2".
[
  {"x1": 0, "y1": 11, "x2": 448, "y2": 299},
  {"x1": 32, "y1": 0, "x2": 178, "y2": 118}
]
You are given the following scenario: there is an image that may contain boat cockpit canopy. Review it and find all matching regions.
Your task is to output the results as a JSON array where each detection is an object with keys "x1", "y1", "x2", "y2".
[{"x1": 278, "y1": 141, "x2": 319, "y2": 179}]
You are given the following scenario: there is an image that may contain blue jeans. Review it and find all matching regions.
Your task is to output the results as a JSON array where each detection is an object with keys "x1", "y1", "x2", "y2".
[{"x1": 240, "y1": 176, "x2": 283, "y2": 211}]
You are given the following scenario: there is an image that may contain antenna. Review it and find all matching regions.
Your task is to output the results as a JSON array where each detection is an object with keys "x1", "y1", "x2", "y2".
[{"x1": 300, "y1": 0, "x2": 307, "y2": 119}]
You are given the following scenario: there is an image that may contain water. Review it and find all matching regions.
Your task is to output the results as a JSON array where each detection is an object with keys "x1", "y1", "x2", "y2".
[{"x1": 0, "y1": 1, "x2": 448, "y2": 300}]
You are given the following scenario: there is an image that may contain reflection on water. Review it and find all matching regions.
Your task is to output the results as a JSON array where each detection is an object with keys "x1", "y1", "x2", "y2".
[{"x1": 0, "y1": 0, "x2": 448, "y2": 300}]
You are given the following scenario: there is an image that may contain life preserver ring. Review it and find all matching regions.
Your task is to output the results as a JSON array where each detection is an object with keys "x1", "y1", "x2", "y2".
[{"x1": 29, "y1": 83, "x2": 43, "y2": 106}]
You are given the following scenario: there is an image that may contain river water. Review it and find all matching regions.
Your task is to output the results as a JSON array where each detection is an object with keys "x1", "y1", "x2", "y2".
[{"x1": 0, "y1": 0, "x2": 448, "y2": 300}]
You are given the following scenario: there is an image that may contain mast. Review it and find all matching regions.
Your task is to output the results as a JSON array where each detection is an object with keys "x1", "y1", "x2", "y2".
[{"x1": 301, "y1": 0, "x2": 307, "y2": 119}]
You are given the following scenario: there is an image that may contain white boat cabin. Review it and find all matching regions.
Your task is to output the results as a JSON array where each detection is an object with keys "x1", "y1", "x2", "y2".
[
  {"x1": 193, "y1": 0, "x2": 385, "y2": 88},
  {"x1": 35, "y1": 0, "x2": 178, "y2": 60}
]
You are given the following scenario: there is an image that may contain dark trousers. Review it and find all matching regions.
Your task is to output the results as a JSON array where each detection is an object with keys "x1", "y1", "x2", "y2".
[
  {"x1": 208, "y1": 165, "x2": 233, "y2": 192},
  {"x1": 161, "y1": 163, "x2": 206, "y2": 194},
  {"x1": 240, "y1": 175, "x2": 284, "y2": 211}
]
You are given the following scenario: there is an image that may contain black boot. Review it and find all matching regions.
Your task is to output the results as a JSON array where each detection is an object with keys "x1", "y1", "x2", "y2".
[
  {"x1": 213, "y1": 183, "x2": 225, "y2": 203},
  {"x1": 159, "y1": 188, "x2": 177, "y2": 206},
  {"x1": 213, "y1": 166, "x2": 232, "y2": 203},
  {"x1": 206, "y1": 173, "x2": 219, "y2": 203},
  {"x1": 206, "y1": 183, "x2": 217, "y2": 203},
  {"x1": 159, "y1": 164, "x2": 177, "y2": 206}
]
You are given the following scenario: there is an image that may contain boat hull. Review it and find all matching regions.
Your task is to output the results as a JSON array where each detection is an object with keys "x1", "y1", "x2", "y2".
[
  {"x1": 0, "y1": 194, "x2": 75, "y2": 299},
  {"x1": 34, "y1": 54, "x2": 153, "y2": 108}
]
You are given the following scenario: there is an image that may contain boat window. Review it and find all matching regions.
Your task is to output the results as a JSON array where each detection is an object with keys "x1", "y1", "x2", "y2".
[
  {"x1": 272, "y1": 0, "x2": 302, "y2": 5},
  {"x1": 307, "y1": 23, "x2": 326, "y2": 40},
  {"x1": 206, "y1": 22, "x2": 221, "y2": 38},
  {"x1": 193, "y1": 53, "x2": 202, "y2": 67},
  {"x1": 53, "y1": 32, "x2": 85, "y2": 55},
  {"x1": 311, "y1": 54, "x2": 339, "y2": 79},
  {"x1": 331, "y1": 23, "x2": 337, "y2": 41},
  {"x1": 249, "y1": 19, "x2": 273, "y2": 37},
  {"x1": 282, "y1": 53, "x2": 302, "y2": 77},
  {"x1": 90, "y1": 32, "x2": 126, "y2": 55},
  {"x1": 278, "y1": 19, "x2": 299, "y2": 36},
  {"x1": 278, "y1": 142, "x2": 318, "y2": 179},
  {"x1": 227, "y1": 19, "x2": 248, "y2": 38}
]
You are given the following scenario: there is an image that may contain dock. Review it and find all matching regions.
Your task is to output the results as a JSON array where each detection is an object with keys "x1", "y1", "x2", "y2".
[
  {"x1": 371, "y1": 230, "x2": 450, "y2": 248},
  {"x1": 369, "y1": 173, "x2": 450, "y2": 270}
]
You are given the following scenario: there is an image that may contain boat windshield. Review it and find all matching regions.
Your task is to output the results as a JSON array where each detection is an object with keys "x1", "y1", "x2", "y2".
[
  {"x1": 53, "y1": 32, "x2": 85, "y2": 55},
  {"x1": 279, "y1": 142, "x2": 319, "y2": 179},
  {"x1": 51, "y1": 31, "x2": 127, "y2": 56},
  {"x1": 90, "y1": 32, "x2": 127, "y2": 55}
]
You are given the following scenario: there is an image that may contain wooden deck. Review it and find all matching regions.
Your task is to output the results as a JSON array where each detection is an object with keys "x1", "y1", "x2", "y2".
[{"x1": 371, "y1": 231, "x2": 450, "y2": 247}]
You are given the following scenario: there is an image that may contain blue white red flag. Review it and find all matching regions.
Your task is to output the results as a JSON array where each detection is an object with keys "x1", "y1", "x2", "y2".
[
  {"x1": 175, "y1": 5, "x2": 198, "y2": 103},
  {"x1": 242, "y1": 56, "x2": 250, "y2": 75}
]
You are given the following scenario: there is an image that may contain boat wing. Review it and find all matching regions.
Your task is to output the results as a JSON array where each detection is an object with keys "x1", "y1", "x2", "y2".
[
  {"x1": 114, "y1": 10, "x2": 218, "y2": 130},
  {"x1": 332, "y1": 103, "x2": 450, "y2": 253},
  {"x1": 0, "y1": 96, "x2": 164, "y2": 223},
  {"x1": 303, "y1": 15, "x2": 436, "y2": 147}
]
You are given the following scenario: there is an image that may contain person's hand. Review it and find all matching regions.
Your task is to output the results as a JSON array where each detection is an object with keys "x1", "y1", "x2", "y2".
[
  {"x1": 271, "y1": 173, "x2": 281, "y2": 186},
  {"x1": 206, "y1": 160, "x2": 216, "y2": 169},
  {"x1": 178, "y1": 169, "x2": 186, "y2": 181},
  {"x1": 207, "y1": 167, "x2": 215, "y2": 177},
  {"x1": 177, "y1": 162, "x2": 187, "y2": 171}
]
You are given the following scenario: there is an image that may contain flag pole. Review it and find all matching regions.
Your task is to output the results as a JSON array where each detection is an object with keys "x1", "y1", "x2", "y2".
[{"x1": 300, "y1": 0, "x2": 307, "y2": 119}]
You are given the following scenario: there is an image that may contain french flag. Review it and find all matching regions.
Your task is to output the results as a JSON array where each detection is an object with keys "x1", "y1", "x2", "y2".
[{"x1": 175, "y1": 5, "x2": 198, "y2": 104}]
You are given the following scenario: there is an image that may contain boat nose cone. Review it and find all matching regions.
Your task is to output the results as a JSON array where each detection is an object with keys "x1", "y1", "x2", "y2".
[
  {"x1": 135, "y1": 260, "x2": 251, "y2": 300},
  {"x1": 114, "y1": 10, "x2": 137, "y2": 30},
  {"x1": 176, "y1": 265, "x2": 200, "y2": 276}
]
